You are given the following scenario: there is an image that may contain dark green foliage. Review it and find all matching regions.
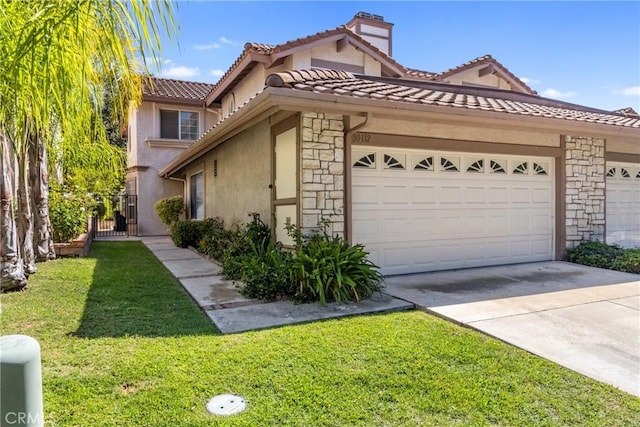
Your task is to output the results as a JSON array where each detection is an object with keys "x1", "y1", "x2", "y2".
[
  {"x1": 291, "y1": 233, "x2": 383, "y2": 304},
  {"x1": 220, "y1": 230, "x2": 249, "y2": 280},
  {"x1": 565, "y1": 241, "x2": 639, "y2": 274},
  {"x1": 196, "y1": 217, "x2": 229, "y2": 259},
  {"x1": 564, "y1": 241, "x2": 624, "y2": 268},
  {"x1": 219, "y1": 214, "x2": 272, "y2": 281},
  {"x1": 240, "y1": 240, "x2": 295, "y2": 301},
  {"x1": 610, "y1": 249, "x2": 640, "y2": 274},
  {"x1": 154, "y1": 195, "x2": 184, "y2": 227},
  {"x1": 188, "y1": 213, "x2": 383, "y2": 304},
  {"x1": 171, "y1": 218, "x2": 216, "y2": 248},
  {"x1": 195, "y1": 214, "x2": 273, "y2": 282}
]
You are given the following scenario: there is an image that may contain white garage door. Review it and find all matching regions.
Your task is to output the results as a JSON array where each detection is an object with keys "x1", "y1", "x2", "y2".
[
  {"x1": 606, "y1": 162, "x2": 640, "y2": 248},
  {"x1": 352, "y1": 148, "x2": 555, "y2": 275}
]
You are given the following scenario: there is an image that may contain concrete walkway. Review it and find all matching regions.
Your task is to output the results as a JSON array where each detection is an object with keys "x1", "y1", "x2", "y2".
[
  {"x1": 384, "y1": 262, "x2": 640, "y2": 397},
  {"x1": 140, "y1": 237, "x2": 413, "y2": 334}
]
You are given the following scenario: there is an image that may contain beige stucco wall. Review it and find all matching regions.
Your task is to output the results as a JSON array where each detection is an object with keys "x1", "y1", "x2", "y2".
[
  {"x1": 364, "y1": 54, "x2": 382, "y2": 76},
  {"x1": 221, "y1": 65, "x2": 267, "y2": 120},
  {"x1": 184, "y1": 119, "x2": 272, "y2": 227},
  {"x1": 126, "y1": 100, "x2": 218, "y2": 235},
  {"x1": 607, "y1": 137, "x2": 640, "y2": 155},
  {"x1": 127, "y1": 102, "x2": 139, "y2": 166},
  {"x1": 126, "y1": 169, "x2": 183, "y2": 236},
  {"x1": 310, "y1": 43, "x2": 364, "y2": 67},
  {"x1": 291, "y1": 49, "x2": 312, "y2": 69},
  {"x1": 362, "y1": 117, "x2": 561, "y2": 147},
  {"x1": 444, "y1": 69, "x2": 512, "y2": 90}
]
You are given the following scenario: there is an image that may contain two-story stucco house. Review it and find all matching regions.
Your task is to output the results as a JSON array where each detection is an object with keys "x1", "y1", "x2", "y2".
[{"x1": 126, "y1": 12, "x2": 640, "y2": 275}]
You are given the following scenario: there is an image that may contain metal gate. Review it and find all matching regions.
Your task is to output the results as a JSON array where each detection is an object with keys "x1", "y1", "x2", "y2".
[{"x1": 91, "y1": 194, "x2": 138, "y2": 238}]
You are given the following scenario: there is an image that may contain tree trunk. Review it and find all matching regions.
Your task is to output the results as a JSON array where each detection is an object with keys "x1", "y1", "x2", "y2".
[
  {"x1": 30, "y1": 135, "x2": 55, "y2": 261},
  {"x1": 16, "y1": 139, "x2": 36, "y2": 275},
  {"x1": 0, "y1": 134, "x2": 27, "y2": 291}
]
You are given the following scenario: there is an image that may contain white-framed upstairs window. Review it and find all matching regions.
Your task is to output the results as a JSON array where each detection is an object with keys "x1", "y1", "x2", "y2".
[
  {"x1": 189, "y1": 171, "x2": 205, "y2": 220},
  {"x1": 160, "y1": 109, "x2": 199, "y2": 140}
]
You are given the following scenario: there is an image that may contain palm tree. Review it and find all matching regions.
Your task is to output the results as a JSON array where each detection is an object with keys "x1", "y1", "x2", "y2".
[{"x1": 0, "y1": 1, "x2": 175, "y2": 290}]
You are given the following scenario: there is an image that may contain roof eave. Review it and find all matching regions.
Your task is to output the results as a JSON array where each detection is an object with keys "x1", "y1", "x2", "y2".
[
  {"x1": 265, "y1": 87, "x2": 640, "y2": 139},
  {"x1": 204, "y1": 52, "x2": 268, "y2": 106},
  {"x1": 161, "y1": 87, "x2": 639, "y2": 178}
]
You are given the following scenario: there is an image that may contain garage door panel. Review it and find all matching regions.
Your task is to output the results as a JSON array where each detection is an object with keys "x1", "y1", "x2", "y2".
[
  {"x1": 351, "y1": 217, "x2": 378, "y2": 240},
  {"x1": 464, "y1": 187, "x2": 487, "y2": 204},
  {"x1": 511, "y1": 239, "x2": 533, "y2": 257},
  {"x1": 383, "y1": 217, "x2": 410, "y2": 236},
  {"x1": 531, "y1": 212, "x2": 553, "y2": 230},
  {"x1": 382, "y1": 185, "x2": 410, "y2": 204},
  {"x1": 439, "y1": 186, "x2": 463, "y2": 204},
  {"x1": 532, "y1": 187, "x2": 552, "y2": 203},
  {"x1": 606, "y1": 162, "x2": 640, "y2": 248},
  {"x1": 383, "y1": 246, "x2": 412, "y2": 268},
  {"x1": 532, "y1": 238, "x2": 553, "y2": 256},
  {"x1": 353, "y1": 148, "x2": 555, "y2": 274},
  {"x1": 488, "y1": 187, "x2": 510, "y2": 203},
  {"x1": 411, "y1": 185, "x2": 437, "y2": 204},
  {"x1": 352, "y1": 183, "x2": 378, "y2": 205}
]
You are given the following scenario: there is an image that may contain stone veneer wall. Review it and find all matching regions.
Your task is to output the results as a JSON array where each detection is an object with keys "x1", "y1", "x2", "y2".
[
  {"x1": 564, "y1": 135, "x2": 606, "y2": 248},
  {"x1": 300, "y1": 112, "x2": 345, "y2": 237}
]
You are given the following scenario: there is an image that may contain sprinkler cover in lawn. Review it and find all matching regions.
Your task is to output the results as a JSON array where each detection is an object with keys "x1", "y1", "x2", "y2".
[{"x1": 206, "y1": 394, "x2": 246, "y2": 415}]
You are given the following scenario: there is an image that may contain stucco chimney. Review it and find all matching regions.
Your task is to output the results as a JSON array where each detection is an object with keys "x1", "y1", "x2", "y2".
[{"x1": 345, "y1": 12, "x2": 394, "y2": 56}]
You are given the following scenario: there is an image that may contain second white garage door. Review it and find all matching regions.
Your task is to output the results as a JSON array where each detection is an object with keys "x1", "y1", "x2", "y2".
[
  {"x1": 352, "y1": 148, "x2": 555, "y2": 275},
  {"x1": 606, "y1": 162, "x2": 640, "y2": 248}
]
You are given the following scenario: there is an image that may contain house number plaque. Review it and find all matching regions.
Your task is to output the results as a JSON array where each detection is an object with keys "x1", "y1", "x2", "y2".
[{"x1": 351, "y1": 133, "x2": 372, "y2": 143}]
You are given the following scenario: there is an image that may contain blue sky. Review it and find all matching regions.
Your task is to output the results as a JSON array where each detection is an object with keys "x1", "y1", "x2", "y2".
[{"x1": 152, "y1": 1, "x2": 640, "y2": 112}]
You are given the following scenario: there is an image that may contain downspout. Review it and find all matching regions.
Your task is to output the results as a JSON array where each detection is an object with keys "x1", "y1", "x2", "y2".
[{"x1": 344, "y1": 112, "x2": 373, "y2": 243}]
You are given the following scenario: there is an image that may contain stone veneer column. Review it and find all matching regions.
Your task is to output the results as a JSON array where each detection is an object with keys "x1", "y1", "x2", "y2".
[
  {"x1": 300, "y1": 112, "x2": 344, "y2": 237},
  {"x1": 564, "y1": 135, "x2": 606, "y2": 249}
]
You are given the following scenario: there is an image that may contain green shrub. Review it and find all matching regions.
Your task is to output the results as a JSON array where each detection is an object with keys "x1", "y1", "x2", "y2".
[
  {"x1": 611, "y1": 249, "x2": 640, "y2": 274},
  {"x1": 49, "y1": 185, "x2": 95, "y2": 242},
  {"x1": 171, "y1": 218, "x2": 216, "y2": 248},
  {"x1": 220, "y1": 226, "x2": 248, "y2": 280},
  {"x1": 291, "y1": 232, "x2": 383, "y2": 304},
  {"x1": 221, "y1": 214, "x2": 271, "y2": 281},
  {"x1": 564, "y1": 241, "x2": 625, "y2": 269},
  {"x1": 188, "y1": 213, "x2": 384, "y2": 305},
  {"x1": 239, "y1": 240, "x2": 294, "y2": 301},
  {"x1": 197, "y1": 217, "x2": 229, "y2": 259},
  {"x1": 154, "y1": 195, "x2": 184, "y2": 227}
]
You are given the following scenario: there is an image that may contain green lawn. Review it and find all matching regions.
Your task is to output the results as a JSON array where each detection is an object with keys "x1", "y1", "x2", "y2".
[{"x1": 1, "y1": 241, "x2": 638, "y2": 426}]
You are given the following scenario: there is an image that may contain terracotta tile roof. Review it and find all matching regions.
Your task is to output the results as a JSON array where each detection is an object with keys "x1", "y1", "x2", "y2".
[
  {"x1": 143, "y1": 77, "x2": 213, "y2": 102},
  {"x1": 244, "y1": 42, "x2": 275, "y2": 54},
  {"x1": 405, "y1": 55, "x2": 537, "y2": 96},
  {"x1": 266, "y1": 70, "x2": 640, "y2": 128},
  {"x1": 439, "y1": 55, "x2": 537, "y2": 95},
  {"x1": 405, "y1": 68, "x2": 439, "y2": 80},
  {"x1": 203, "y1": 42, "x2": 272, "y2": 103},
  {"x1": 614, "y1": 107, "x2": 640, "y2": 117}
]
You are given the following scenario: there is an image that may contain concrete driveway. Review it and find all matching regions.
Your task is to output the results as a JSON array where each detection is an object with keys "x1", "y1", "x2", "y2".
[{"x1": 383, "y1": 261, "x2": 640, "y2": 396}]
